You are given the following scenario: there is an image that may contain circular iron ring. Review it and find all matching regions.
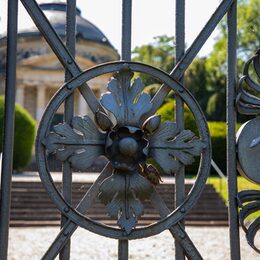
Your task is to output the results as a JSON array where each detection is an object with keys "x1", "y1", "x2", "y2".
[{"x1": 36, "y1": 61, "x2": 211, "y2": 240}]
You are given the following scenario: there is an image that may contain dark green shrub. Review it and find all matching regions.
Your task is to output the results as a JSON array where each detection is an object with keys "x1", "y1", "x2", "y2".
[
  {"x1": 0, "y1": 96, "x2": 36, "y2": 170},
  {"x1": 157, "y1": 101, "x2": 197, "y2": 133},
  {"x1": 206, "y1": 92, "x2": 226, "y2": 121},
  {"x1": 208, "y1": 122, "x2": 226, "y2": 174}
]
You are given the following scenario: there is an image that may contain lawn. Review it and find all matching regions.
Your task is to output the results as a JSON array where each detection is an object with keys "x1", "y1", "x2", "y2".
[{"x1": 207, "y1": 176, "x2": 259, "y2": 220}]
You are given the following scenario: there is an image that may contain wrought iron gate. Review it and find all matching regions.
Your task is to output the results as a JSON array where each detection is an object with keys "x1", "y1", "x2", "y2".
[{"x1": 0, "y1": 0, "x2": 259, "y2": 259}]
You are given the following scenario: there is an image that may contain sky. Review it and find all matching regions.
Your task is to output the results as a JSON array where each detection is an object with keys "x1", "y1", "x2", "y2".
[{"x1": 0, "y1": 0, "x2": 223, "y2": 57}]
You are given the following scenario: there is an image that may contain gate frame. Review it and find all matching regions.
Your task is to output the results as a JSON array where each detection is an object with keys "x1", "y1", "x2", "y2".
[{"x1": 1, "y1": 0, "x2": 257, "y2": 259}]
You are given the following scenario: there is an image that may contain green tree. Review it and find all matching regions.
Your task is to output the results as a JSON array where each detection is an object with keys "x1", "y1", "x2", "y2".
[
  {"x1": 185, "y1": 58, "x2": 209, "y2": 111},
  {"x1": 132, "y1": 0, "x2": 259, "y2": 120},
  {"x1": 132, "y1": 35, "x2": 175, "y2": 88},
  {"x1": 205, "y1": 0, "x2": 260, "y2": 120},
  {"x1": 237, "y1": 0, "x2": 260, "y2": 57}
]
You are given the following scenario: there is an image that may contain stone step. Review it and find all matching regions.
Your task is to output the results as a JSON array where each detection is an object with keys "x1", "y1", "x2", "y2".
[{"x1": 1, "y1": 180, "x2": 228, "y2": 227}]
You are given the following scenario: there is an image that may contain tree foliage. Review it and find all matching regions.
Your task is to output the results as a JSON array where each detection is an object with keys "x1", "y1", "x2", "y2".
[
  {"x1": 204, "y1": 0, "x2": 260, "y2": 119},
  {"x1": 132, "y1": 35, "x2": 175, "y2": 87},
  {"x1": 132, "y1": 0, "x2": 259, "y2": 121},
  {"x1": 185, "y1": 58, "x2": 209, "y2": 111}
]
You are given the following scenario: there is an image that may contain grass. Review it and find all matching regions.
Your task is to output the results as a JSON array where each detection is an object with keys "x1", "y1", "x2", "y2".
[{"x1": 207, "y1": 176, "x2": 260, "y2": 220}]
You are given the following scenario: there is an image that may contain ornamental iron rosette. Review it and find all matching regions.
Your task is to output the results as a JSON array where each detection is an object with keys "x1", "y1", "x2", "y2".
[
  {"x1": 43, "y1": 67, "x2": 205, "y2": 233},
  {"x1": 37, "y1": 62, "x2": 210, "y2": 239},
  {"x1": 236, "y1": 49, "x2": 260, "y2": 253}
]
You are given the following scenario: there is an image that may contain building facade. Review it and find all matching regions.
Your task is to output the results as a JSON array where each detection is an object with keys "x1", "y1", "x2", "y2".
[{"x1": 0, "y1": 0, "x2": 119, "y2": 123}]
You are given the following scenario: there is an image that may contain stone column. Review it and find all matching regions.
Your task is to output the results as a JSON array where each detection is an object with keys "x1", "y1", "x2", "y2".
[
  {"x1": 78, "y1": 94, "x2": 91, "y2": 116},
  {"x1": 36, "y1": 86, "x2": 46, "y2": 122},
  {"x1": 16, "y1": 85, "x2": 24, "y2": 107}
]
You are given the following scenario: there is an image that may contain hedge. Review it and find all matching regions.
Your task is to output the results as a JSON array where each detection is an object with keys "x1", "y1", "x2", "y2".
[
  {"x1": 206, "y1": 92, "x2": 226, "y2": 121},
  {"x1": 0, "y1": 96, "x2": 36, "y2": 170},
  {"x1": 157, "y1": 101, "x2": 230, "y2": 175},
  {"x1": 157, "y1": 101, "x2": 197, "y2": 133}
]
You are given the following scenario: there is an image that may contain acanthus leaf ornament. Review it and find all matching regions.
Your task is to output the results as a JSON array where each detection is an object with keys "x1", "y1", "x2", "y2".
[
  {"x1": 143, "y1": 115, "x2": 161, "y2": 135},
  {"x1": 43, "y1": 116, "x2": 106, "y2": 171},
  {"x1": 37, "y1": 62, "x2": 210, "y2": 237},
  {"x1": 148, "y1": 121, "x2": 205, "y2": 175},
  {"x1": 100, "y1": 70, "x2": 152, "y2": 127},
  {"x1": 99, "y1": 171, "x2": 153, "y2": 234},
  {"x1": 95, "y1": 110, "x2": 113, "y2": 131}
]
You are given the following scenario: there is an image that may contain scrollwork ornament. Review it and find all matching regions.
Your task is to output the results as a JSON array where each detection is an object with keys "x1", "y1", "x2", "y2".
[
  {"x1": 236, "y1": 49, "x2": 260, "y2": 253},
  {"x1": 37, "y1": 62, "x2": 210, "y2": 238},
  {"x1": 236, "y1": 49, "x2": 260, "y2": 115},
  {"x1": 237, "y1": 190, "x2": 260, "y2": 253},
  {"x1": 236, "y1": 49, "x2": 260, "y2": 184},
  {"x1": 43, "y1": 116, "x2": 106, "y2": 171}
]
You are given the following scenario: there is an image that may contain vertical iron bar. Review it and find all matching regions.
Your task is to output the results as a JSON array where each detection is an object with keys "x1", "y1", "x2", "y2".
[
  {"x1": 118, "y1": 1, "x2": 132, "y2": 258},
  {"x1": 121, "y1": 0, "x2": 132, "y2": 61},
  {"x1": 118, "y1": 240, "x2": 129, "y2": 260},
  {"x1": 60, "y1": 1, "x2": 76, "y2": 259},
  {"x1": 227, "y1": 1, "x2": 241, "y2": 260},
  {"x1": 175, "y1": 0, "x2": 185, "y2": 259},
  {"x1": 0, "y1": 0, "x2": 18, "y2": 259}
]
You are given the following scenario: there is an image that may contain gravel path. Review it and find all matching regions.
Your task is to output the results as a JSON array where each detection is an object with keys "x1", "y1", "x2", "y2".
[{"x1": 8, "y1": 227, "x2": 259, "y2": 259}]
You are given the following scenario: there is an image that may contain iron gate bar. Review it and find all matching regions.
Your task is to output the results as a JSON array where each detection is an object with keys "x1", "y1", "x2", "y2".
[
  {"x1": 0, "y1": 0, "x2": 18, "y2": 258},
  {"x1": 59, "y1": 1, "x2": 76, "y2": 259},
  {"x1": 42, "y1": 163, "x2": 113, "y2": 260},
  {"x1": 175, "y1": 0, "x2": 186, "y2": 259},
  {"x1": 227, "y1": 1, "x2": 241, "y2": 259},
  {"x1": 121, "y1": 0, "x2": 132, "y2": 61},
  {"x1": 150, "y1": 189, "x2": 202, "y2": 259},
  {"x1": 145, "y1": 0, "x2": 233, "y2": 118},
  {"x1": 119, "y1": 1, "x2": 132, "y2": 258},
  {"x1": 20, "y1": 0, "x2": 106, "y2": 116},
  {"x1": 0, "y1": 0, "x2": 250, "y2": 258},
  {"x1": 118, "y1": 240, "x2": 128, "y2": 260}
]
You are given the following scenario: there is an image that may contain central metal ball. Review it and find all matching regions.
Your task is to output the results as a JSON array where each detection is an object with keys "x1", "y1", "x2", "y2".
[{"x1": 118, "y1": 137, "x2": 138, "y2": 156}]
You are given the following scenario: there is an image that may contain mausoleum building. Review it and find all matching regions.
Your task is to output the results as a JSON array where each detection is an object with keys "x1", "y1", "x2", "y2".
[{"x1": 0, "y1": 0, "x2": 119, "y2": 123}]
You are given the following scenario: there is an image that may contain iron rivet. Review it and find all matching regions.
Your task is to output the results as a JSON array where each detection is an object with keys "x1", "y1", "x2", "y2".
[
  {"x1": 63, "y1": 231, "x2": 69, "y2": 237},
  {"x1": 180, "y1": 207, "x2": 185, "y2": 213},
  {"x1": 67, "y1": 60, "x2": 72, "y2": 64},
  {"x1": 179, "y1": 64, "x2": 185, "y2": 70},
  {"x1": 179, "y1": 88, "x2": 184, "y2": 93},
  {"x1": 122, "y1": 63, "x2": 129, "y2": 71},
  {"x1": 64, "y1": 207, "x2": 69, "y2": 213},
  {"x1": 180, "y1": 233, "x2": 185, "y2": 239}
]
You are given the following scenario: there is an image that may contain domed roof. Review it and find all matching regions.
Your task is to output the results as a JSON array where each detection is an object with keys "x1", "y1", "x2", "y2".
[{"x1": 1, "y1": 1, "x2": 115, "y2": 49}]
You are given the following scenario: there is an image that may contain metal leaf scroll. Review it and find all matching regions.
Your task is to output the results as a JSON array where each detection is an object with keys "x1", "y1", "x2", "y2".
[
  {"x1": 237, "y1": 190, "x2": 260, "y2": 253},
  {"x1": 43, "y1": 116, "x2": 106, "y2": 171},
  {"x1": 99, "y1": 171, "x2": 153, "y2": 234},
  {"x1": 237, "y1": 49, "x2": 260, "y2": 115},
  {"x1": 236, "y1": 50, "x2": 260, "y2": 253},
  {"x1": 148, "y1": 121, "x2": 205, "y2": 175},
  {"x1": 100, "y1": 70, "x2": 152, "y2": 127}
]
